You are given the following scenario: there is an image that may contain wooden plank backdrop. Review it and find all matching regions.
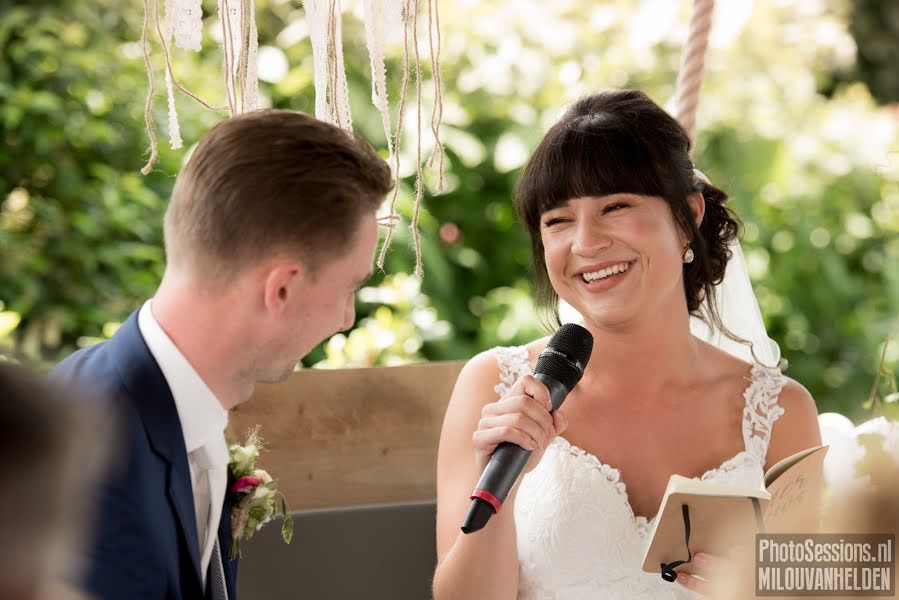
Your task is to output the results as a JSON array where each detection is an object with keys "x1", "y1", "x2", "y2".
[{"x1": 229, "y1": 360, "x2": 466, "y2": 510}]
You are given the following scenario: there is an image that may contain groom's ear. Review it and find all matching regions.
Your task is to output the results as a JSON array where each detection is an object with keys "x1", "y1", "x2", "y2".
[
  {"x1": 261, "y1": 259, "x2": 306, "y2": 316},
  {"x1": 687, "y1": 191, "x2": 705, "y2": 229}
]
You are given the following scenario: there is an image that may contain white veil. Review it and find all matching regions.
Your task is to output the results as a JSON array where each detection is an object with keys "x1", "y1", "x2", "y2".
[{"x1": 689, "y1": 239, "x2": 782, "y2": 368}]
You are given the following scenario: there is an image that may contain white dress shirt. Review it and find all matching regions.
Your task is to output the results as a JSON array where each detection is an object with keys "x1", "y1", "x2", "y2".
[{"x1": 138, "y1": 300, "x2": 229, "y2": 584}]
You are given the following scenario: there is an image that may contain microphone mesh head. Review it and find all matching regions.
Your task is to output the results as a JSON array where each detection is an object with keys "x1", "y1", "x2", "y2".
[{"x1": 535, "y1": 323, "x2": 594, "y2": 390}]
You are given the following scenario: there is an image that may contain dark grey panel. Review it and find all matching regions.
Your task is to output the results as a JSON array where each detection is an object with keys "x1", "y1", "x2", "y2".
[{"x1": 237, "y1": 501, "x2": 437, "y2": 600}]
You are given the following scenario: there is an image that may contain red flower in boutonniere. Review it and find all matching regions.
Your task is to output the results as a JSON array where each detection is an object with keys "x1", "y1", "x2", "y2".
[{"x1": 226, "y1": 426, "x2": 293, "y2": 559}]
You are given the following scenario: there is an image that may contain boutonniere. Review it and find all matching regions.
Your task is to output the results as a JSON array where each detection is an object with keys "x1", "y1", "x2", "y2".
[{"x1": 227, "y1": 426, "x2": 293, "y2": 559}]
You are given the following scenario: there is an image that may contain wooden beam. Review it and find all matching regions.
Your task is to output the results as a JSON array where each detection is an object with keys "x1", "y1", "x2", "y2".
[{"x1": 229, "y1": 361, "x2": 465, "y2": 510}]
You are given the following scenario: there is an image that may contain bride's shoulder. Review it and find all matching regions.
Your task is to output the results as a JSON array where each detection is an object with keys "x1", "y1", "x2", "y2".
[
  {"x1": 523, "y1": 336, "x2": 552, "y2": 365},
  {"x1": 695, "y1": 342, "x2": 820, "y2": 467},
  {"x1": 695, "y1": 339, "x2": 756, "y2": 383},
  {"x1": 455, "y1": 337, "x2": 551, "y2": 390},
  {"x1": 765, "y1": 376, "x2": 821, "y2": 466},
  {"x1": 698, "y1": 341, "x2": 815, "y2": 408}
]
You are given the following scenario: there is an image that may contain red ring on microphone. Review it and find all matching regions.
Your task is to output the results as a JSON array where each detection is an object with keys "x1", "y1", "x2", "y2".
[{"x1": 470, "y1": 489, "x2": 502, "y2": 513}]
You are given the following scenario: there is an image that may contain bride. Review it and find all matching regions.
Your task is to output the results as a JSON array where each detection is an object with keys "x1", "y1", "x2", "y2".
[{"x1": 432, "y1": 89, "x2": 822, "y2": 599}]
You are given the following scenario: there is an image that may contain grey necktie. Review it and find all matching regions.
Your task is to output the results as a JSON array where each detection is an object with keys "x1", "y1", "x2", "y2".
[{"x1": 208, "y1": 537, "x2": 229, "y2": 600}]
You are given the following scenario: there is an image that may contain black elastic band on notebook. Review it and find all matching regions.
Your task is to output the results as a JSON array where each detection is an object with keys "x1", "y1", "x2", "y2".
[
  {"x1": 660, "y1": 504, "x2": 692, "y2": 582},
  {"x1": 659, "y1": 497, "x2": 767, "y2": 583}
]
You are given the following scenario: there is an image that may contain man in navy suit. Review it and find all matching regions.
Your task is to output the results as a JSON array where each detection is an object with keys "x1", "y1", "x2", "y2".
[{"x1": 53, "y1": 110, "x2": 392, "y2": 600}]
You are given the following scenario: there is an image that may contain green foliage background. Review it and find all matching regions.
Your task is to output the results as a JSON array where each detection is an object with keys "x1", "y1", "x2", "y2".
[{"x1": 1, "y1": 0, "x2": 897, "y2": 419}]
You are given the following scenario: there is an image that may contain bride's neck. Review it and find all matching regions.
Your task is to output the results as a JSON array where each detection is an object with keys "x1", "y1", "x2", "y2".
[{"x1": 579, "y1": 308, "x2": 702, "y2": 393}]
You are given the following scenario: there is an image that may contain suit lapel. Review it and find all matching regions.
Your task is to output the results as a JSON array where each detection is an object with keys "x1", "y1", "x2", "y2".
[
  {"x1": 110, "y1": 311, "x2": 203, "y2": 586},
  {"x1": 218, "y1": 494, "x2": 239, "y2": 599}
]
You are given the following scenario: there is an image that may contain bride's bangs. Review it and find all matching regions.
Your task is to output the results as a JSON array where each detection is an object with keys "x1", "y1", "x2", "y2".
[{"x1": 517, "y1": 114, "x2": 674, "y2": 226}]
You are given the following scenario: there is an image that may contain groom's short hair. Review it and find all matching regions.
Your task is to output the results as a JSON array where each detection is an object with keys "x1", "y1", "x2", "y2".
[{"x1": 164, "y1": 110, "x2": 392, "y2": 280}]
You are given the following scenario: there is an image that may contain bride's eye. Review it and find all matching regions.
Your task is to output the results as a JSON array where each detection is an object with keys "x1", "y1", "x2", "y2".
[
  {"x1": 603, "y1": 202, "x2": 630, "y2": 214},
  {"x1": 542, "y1": 216, "x2": 570, "y2": 227}
]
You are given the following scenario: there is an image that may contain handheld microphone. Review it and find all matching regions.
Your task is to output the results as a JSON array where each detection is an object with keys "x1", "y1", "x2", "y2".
[{"x1": 460, "y1": 323, "x2": 594, "y2": 534}]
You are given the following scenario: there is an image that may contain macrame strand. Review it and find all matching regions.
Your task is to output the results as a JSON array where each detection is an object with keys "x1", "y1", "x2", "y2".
[
  {"x1": 333, "y1": 1, "x2": 353, "y2": 130},
  {"x1": 220, "y1": 0, "x2": 237, "y2": 116},
  {"x1": 237, "y1": 0, "x2": 250, "y2": 114},
  {"x1": 425, "y1": 0, "x2": 444, "y2": 192},
  {"x1": 140, "y1": 0, "x2": 261, "y2": 173},
  {"x1": 140, "y1": 0, "x2": 159, "y2": 175},
  {"x1": 364, "y1": 0, "x2": 394, "y2": 161},
  {"x1": 376, "y1": 0, "x2": 413, "y2": 269},
  {"x1": 305, "y1": 0, "x2": 351, "y2": 129},
  {"x1": 154, "y1": 0, "x2": 228, "y2": 112},
  {"x1": 244, "y1": 0, "x2": 260, "y2": 111},
  {"x1": 139, "y1": 0, "x2": 436, "y2": 280},
  {"x1": 671, "y1": 0, "x2": 714, "y2": 142},
  {"x1": 327, "y1": 0, "x2": 342, "y2": 129},
  {"x1": 410, "y1": 0, "x2": 424, "y2": 277},
  {"x1": 306, "y1": 0, "x2": 328, "y2": 122}
]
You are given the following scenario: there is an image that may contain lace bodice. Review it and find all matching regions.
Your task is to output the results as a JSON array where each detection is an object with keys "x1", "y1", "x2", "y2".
[{"x1": 493, "y1": 345, "x2": 787, "y2": 599}]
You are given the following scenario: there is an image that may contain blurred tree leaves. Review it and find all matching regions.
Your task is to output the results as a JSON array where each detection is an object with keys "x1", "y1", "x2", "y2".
[
  {"x1": 0, "y1": 0, "x2": 897, "y2": 420},
  {"x1": 841, "y1": 0, "x2": 899, "y2": 104}
]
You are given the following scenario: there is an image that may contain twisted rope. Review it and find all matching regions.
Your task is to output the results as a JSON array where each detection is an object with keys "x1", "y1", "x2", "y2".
[
  {"x1": 376, "y1": 0, "x2": 413, "y2": 270},
  {"x1": 425, "y1": 0, "x2": 444, "y2": 192},
  {"x1": 410, "y1": 0, "x2": 424, "y2": 278},
  {"x1": 140, "y1": 0, "x2": 159, "y2": 175},
  {"x1": 671, "y1": 0, "x2": 714, "y2": 143}
]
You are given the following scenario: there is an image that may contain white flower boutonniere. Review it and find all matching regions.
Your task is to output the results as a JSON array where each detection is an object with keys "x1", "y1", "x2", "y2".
[{"x1": 227, "y1": 426, "x2": 293, "y2": 559}]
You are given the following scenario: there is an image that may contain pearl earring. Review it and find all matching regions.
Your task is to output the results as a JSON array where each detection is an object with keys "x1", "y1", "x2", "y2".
[{"x1": 682, "y1": 243, "x2": 695, "y2": 264}]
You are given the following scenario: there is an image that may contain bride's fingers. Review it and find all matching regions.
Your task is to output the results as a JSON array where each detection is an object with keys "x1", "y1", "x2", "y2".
[
  {"x1": 690, "y1": 552, "x2": 722, "y2": 579},
  {"x1": 473, "y1": 420, "x2": 540, "y2": 454},
  {"x1": 477, "y1": 413, "x2": 551, "y2": 449},
  {"x1": 514, "y1": 374, "x2": 552, "y2": 411},
  {"x1": 675, "y1": 572, "x2": 710, "y2": 596},
  {"x1": 676, "y1": 553, "x2": 724, "y2": 596},
  {"x1": 483, "y1": 395, "x2": 554, "y2": 438}
]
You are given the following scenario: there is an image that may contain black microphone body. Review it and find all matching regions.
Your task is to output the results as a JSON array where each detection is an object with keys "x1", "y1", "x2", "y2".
[{"x1": 461, "y1": 324, "x2": 593, "y2": 534}]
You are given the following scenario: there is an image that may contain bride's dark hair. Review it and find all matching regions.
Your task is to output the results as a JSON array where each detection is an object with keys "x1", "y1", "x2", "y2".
[{"x1": 514, "y1": 89, "x2": 740, "y2": 333}]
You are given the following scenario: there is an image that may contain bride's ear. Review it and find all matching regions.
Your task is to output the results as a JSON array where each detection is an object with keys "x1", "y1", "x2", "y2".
[{"x1": 687, "y1": 191, "x2": 705, "y2": 229}]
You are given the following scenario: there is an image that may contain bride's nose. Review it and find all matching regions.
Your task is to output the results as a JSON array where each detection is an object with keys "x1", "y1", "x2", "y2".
[{"x1": 571, "y1": 222, "x2": 612, "y2": 256}]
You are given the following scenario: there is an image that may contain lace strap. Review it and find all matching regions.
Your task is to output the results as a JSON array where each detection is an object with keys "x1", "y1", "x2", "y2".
[
  {"x1": 493, "y1": 346, "x2": 531, "y2": 398},
  {"x1": 742, "y1": 363, "x2": 788, "y2": 464}
]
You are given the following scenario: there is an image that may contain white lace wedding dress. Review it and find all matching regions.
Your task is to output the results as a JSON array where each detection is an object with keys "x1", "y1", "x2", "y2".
[{"x1": 493, "y1": 346, "x2": 787, "y2": 600}]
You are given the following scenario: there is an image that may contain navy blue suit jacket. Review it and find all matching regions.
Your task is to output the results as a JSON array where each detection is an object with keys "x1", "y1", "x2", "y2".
[{"x1": 53, "y1": 310, "x2": 238, "y2": 600}]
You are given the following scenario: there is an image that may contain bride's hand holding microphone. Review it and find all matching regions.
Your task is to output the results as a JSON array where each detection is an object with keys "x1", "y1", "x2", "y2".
[
  {"x1": 472, "y1": 374, "x2": 569, "y2": 478},
  {"x1": 461, "y1": 323, "x2": 593, "y2": 533}
]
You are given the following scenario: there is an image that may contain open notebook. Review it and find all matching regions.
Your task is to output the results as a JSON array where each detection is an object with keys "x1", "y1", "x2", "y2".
[{"x1": 641, "y1": 445, "x2": 828, "y2": 582}]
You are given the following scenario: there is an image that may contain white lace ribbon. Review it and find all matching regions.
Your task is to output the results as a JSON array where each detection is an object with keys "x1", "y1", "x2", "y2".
[
  {"x1": 162, "y1": 0, "x2": 183, "y2": 149},
  {"x1": 171, "y1": 0, "x2": 202, "y2": 52},
  {"x1": 305, "y1": 0, "x2": 352, "y2": 130},
  {"x1": 364, "y1": 0, "x2": 395, "y2": 160}
]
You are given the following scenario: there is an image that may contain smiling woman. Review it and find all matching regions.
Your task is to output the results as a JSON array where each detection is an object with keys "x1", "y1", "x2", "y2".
[
  {"x1": 514, "y1": 90, "x2": 739, "y2": 333},
  {"x1": 432, "y1": 89, "x2": 822, "y2": 600}
]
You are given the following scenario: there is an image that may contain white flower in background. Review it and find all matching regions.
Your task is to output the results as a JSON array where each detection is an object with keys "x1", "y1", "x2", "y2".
[{"x1": 818, "y1": 413, "x2": 899, "y2": 494}]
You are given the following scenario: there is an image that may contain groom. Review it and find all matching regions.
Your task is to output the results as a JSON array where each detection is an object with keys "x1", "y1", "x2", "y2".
[{"x1": 53, "y1": 110, "x2": 392, "y2": 600}]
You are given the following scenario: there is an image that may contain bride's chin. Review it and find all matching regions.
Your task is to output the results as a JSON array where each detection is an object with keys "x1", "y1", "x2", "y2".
[{"x1": 571, "y1": 298, "x2": 643, "y2": 328}]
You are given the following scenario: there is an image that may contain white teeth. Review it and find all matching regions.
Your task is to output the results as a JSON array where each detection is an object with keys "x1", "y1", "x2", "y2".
[{"x1": 582, "y1": 262, "x2": 631, "y2": 282}]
